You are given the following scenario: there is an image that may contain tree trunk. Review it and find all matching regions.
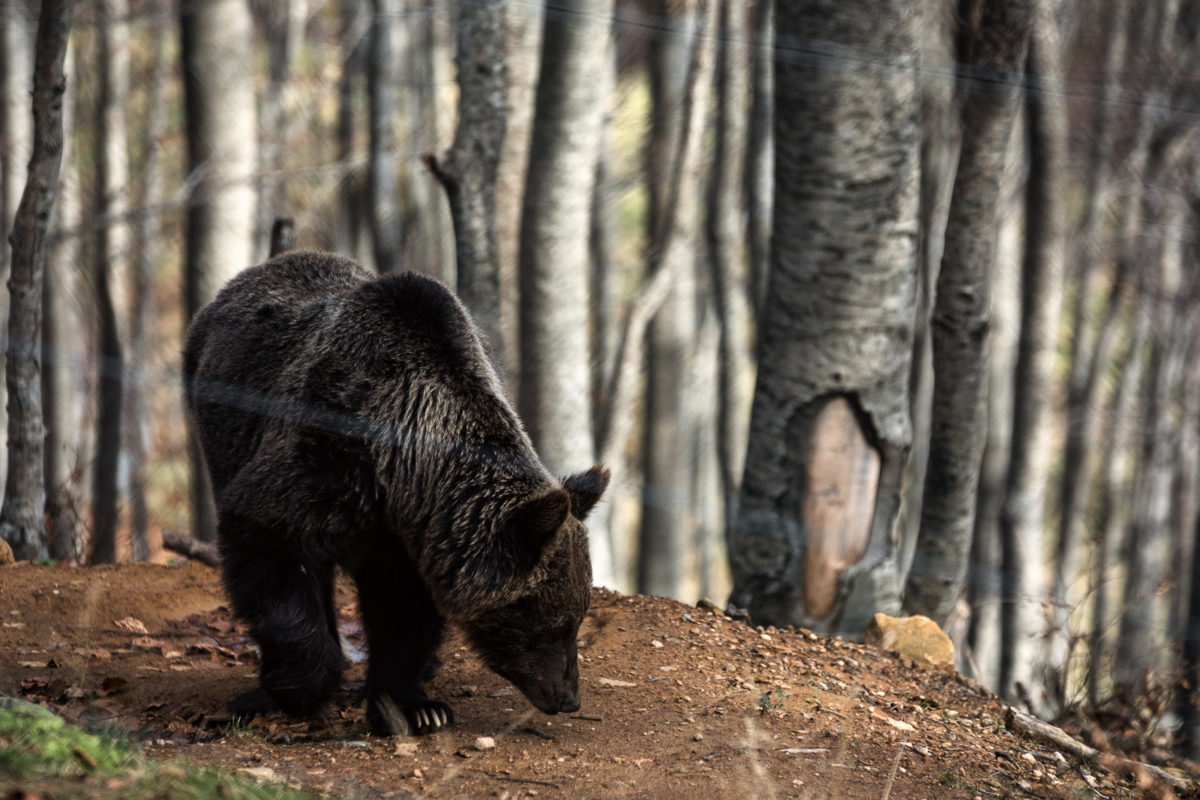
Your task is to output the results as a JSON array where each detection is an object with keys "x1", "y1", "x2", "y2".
[
  {"x1": 426, "y1": 0, "x2": 507, "y2": 373},
  {"x1": 334, "y1": 0, "x2": 368, "y2": 261},
  {"x1": 900, "y1": 0, "x2": 958, "y2": 589},
  {"x1": 90, "y1": 0, "x2": 132, "y2": 565},
  {"x1": 903, "y1": 0, "x2": 1032, "y2": 629},
  {"x1": 0, "y1": 0, "x2": 70, "y2": 562},
  {"x1": 43, "y1": 43, "x2": 83, "y2": 562},
  {"x1": 0, "y1": 0, "x2": 36, "y2": 492},
  {"x1": 127, "y1": 3, "x2": 171, "y2": 561},
  {"x1": 997, "y1": 0, "x2": 1068, "y2": 712},
  {"x1": 403, "y1": 0, "x2": 453, "y2": 287},
  {"x1": 743, "y1": 0, "x2": 772, "y2": 318},
  {"x1": 1114, "y1": 195, "x2": 1190, "y2": 698},
  {"x1": 1088, "y1": 289, "x2": 1149, "y2": 706},
  {"x1": 367, "y1": 0, "x2": 403, "y2": 274},
  {"x1": 966, "y1": 129, "x2": 1024, "y2": 688},
  {"x1": 257, "y1": 0, "x2": 306, "y2": 261},
  {"x1": 516, "y1": 0, "x2": 615, "y2": 583},
  {"x1": 727, "y1": 0, "x2": 921, "y2": 634},
  {"x1": 496, "y1": 0, "x2": 543, "y2": 386},
  {"x1": 637, "y1": 0, "x2": 707, "y2": 601},
  {"x1": 704, "y1": 0, "x2": 754, "y2": 532},
  {"x1": 181, "y1": 0, "x2": 258, "y2": 542},
  {"x1": 1049, "y1": 0, "x2": 1129, "y2": 705}
]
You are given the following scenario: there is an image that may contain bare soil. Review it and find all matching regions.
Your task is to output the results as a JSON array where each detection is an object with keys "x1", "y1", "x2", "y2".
[{"x1": 0, "y1": 561, "x2": 1188, "y2": 798}]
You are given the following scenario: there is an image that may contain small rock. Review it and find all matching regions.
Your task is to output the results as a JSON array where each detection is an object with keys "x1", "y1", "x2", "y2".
[
  {"x1": 651, "y1": 640, "x2": 664, "y2": 648},
  {"x1": 693, "y1": 732, "x2": 704, "y2": 742},
  {"x1": 598, "y1": 677, "x2": 637, "y2": 688},
  {"x1": 394, "y1": 742, "x2": 418, "y2": 757},
  {"x1": 474, "y1": 736, "x2": 496, "y2": 751},
  {"x1": 863, "y1": 613, "x2": 954, "y2": 671},
  {"x1": 0, "y1": 537, "x2": 13, "y2": 565}
]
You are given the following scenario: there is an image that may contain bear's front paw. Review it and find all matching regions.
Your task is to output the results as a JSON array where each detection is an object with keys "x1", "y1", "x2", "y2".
[
  {"x1": 230, "y1": 687, "x2": 277, "y2": 721},
  {"x1": 367, "y1": 695, "x2": 455, "y2": 736}
]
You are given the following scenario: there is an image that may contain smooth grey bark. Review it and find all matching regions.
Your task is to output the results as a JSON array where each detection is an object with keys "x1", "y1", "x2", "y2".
[
  {"x1": 181, "y1": 0, "x2": 258, "y2": 542},
  {"x1": 743, "y1": 0, "x2": 772, "y2": 317},
  {"x1": 403, "y1": 0, "x2": 453, "y2": 288},
  {"x1": 903, "y1": 0, "x2": 1032, "y2": 629},
  {"x1": 426, "y1": 0, "x2": 507, "y2": 374},
  {"x1": 0, "y1": 0, "x2": 36, "y2": 491},
  {"x1": 0, "y1": 0, "x2": 69, "y2": 561},
  {"x1": 43, "y1": 43, "x2": 83, "y2": 562},
  {"x1": 367, "y1": 0, "x2": 403, "y2": 274},
  {"x1": 638, "y1": 0, "x2": 705, "y2": 600},
  {"x1": 705, "y1": 0, "x2": 755, "y2": 529},
  {"x1": 966, "y1": 134, "x2": 1023, "y2": 689},
  {"x1": 125, "y1": 3, "x2": 171, "y2": 562},
  {"x1": 516, "y1": 0, "x2": 614, "y2": 583},
  {"x1": 1088, "y1": 290, "x2": 1148, "y2": 706},
  {"x1": 900, "y1": 0, "x2": 958, "y2": 590},
  {"x1": 997, "y1": 0, "x2": 1068, "y2": 711},
  {"x1": 1049, "y1": 0, "x2": 1129, "y2": 703},
  {"x1": 496, "y1": 0, "x2": 542, "y2": 385},
  {"x1": 333, "y1": 0, "x2": 368, "y2": 261},
  {"x1": 728, "y1": 0, "x2": 921, "y2": 634},
  {"x1": 257, "y1": 0, "x2": 306, "y2": 262},
  {"x1": 90, "y1": 0, "x2": 132, "y2": 565},
  {"x1": 1114, "y1": 196, "x2": 1191, "y2": 697}
]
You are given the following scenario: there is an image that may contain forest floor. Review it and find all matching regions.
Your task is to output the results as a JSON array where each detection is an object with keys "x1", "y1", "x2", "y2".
[{"x1": 0, "y1": 561, "x2": 1194, "y2": 799}]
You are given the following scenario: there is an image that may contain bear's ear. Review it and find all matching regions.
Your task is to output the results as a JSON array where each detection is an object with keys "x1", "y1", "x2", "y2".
[
  {"x1": 563, "y1": 466, "x2": 611, "y2": 522},
  {"x1": 503, "y1": 487, "x2": 570, "y2": 571}
]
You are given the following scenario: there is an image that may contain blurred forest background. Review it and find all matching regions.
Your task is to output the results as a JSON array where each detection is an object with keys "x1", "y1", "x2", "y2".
[{"x1": 3, "y1": 0, "x2": 1200, "y2": 753}]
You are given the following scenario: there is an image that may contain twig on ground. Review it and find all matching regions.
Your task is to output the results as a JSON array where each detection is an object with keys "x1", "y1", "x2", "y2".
[{"x1": 470, "y1": 769, "x2": 560, "y2": 789}]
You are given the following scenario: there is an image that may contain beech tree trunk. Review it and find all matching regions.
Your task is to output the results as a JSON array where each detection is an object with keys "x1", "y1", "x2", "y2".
[
  {"x1": 0, "y1": 0, "x2": 37, "y2": 491},
  {"x1": 427, "y1": 0, "x2": 507, "y2": 373},
  {"x1": 966, "y1": 135, "x2": 1024, "y2": 688},
  {"x1": 367, "y1": 0, "x2": 403, "y2": 274},
  {"x1": 127, "y1": 3, "x2": 171, "y2": 561},
  {"x1": 904, "y1": 0, "x2": 1032, "y2": 629},
  {"x1": 1115, "y1": 196, "x2": 1190, "y2": 697},
  {"x1": 43, "y1": 43, "x2": 83, "y2": 562},
  {"x1": 181, "y1": 0, "x2": 258, "y2": 542},
  {"x1": 728, "y1": 0, "x2": 921, "y2": 634},
  {"x1": 516, "y1": 0, "x2": 614, "y2": 583},
  {"x1": 0, "y1": 0, "x2": 70, "y2": 561},
  {"x1": 999, "y1": 0, "x2": 1068, "y2": 711},
  {"x1": 90, "y1": 0, "x2": 132, "y2": 564},
  {"x1": 638, "y1": 0, "x2": 706, "y2": 600}
]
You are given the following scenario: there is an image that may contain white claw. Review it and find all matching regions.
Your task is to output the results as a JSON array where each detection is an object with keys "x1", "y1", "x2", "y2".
[
  {"x1": 439, "y1": 709, "x2": 448, "y2": 727},
  {"x1": 416, "y1": 709, "x2": 428, "y2": 729}
]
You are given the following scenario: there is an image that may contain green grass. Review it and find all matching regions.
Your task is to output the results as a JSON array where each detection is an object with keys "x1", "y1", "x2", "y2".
[{"x1": 0, "y1": 697, "x2": 330, "y2": 799}]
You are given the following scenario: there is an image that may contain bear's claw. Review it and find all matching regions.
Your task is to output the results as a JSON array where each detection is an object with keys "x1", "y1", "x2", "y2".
[{"x1": 368, "y1": 695, "x2": 454, "y2": 736}]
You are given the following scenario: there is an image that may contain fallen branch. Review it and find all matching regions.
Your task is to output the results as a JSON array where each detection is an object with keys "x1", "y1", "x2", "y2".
[
  {"x1": 469, "y1": 769, "x2": 559, "y2": 790},
  {"x1": 1005, "y1": 707, "x2": 1191, "y2": 794},
  {"x1": 161, "y1": 529, "x2": 220, "y2": 568}
]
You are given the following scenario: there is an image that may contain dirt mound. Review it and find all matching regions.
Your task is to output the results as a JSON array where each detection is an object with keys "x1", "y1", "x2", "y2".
[{"x1": 0, "y1": 562, "x2": 1188, "y2": 798}]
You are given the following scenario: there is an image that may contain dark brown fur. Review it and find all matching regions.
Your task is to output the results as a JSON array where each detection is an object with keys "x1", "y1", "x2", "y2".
[{"x1": 182, "y1": 251, "x2": 609, "y2": 735}]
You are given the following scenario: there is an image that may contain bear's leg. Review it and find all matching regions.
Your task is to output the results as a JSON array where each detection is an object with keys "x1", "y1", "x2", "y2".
[
  {"x1": 353, "y1": 538, "x2": 451, "y2": 736},
  {"x1": 221, "y1": 536, "x2": 346, "y2": 720}
]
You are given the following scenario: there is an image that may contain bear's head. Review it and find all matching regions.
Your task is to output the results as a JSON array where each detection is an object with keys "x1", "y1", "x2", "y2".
[{"x1": 461, "y1": 466, "x2": 610, "y2": 715}]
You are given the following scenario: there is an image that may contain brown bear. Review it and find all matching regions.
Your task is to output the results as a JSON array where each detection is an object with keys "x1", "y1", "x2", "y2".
[{"x1": 182, "y1": 250, "x2": 609, "y2": 735}]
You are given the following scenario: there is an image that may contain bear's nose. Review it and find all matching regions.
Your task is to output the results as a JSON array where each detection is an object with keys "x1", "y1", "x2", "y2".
[{"x1": 558, "y1": 695, "x2": 580, "y2": 713}]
